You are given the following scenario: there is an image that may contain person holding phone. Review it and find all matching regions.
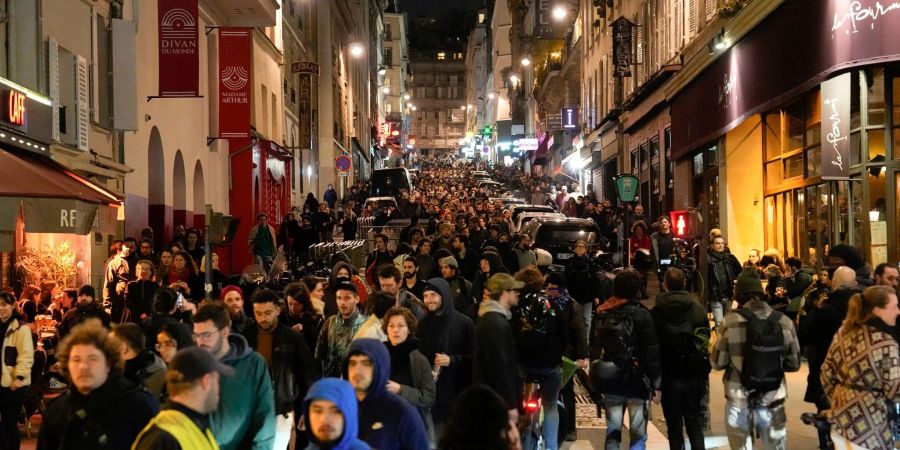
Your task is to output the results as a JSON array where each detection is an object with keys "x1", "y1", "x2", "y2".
[{"x1": 651, "y1": 216, "x2": 676, "y2": 284}]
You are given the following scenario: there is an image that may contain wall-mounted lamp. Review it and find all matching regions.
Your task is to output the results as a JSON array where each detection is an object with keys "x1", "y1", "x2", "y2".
[
  {"x1": 348, "y1": 42, "x2": 365, "y2": 58},
  {"x1": 552, "y1": 4, "x2": 568, "y2": 20},
  {"x1": 707, "y1": 29, "x2": 727, "y2": 54},
  {"x1": 403, "y1": 94, "x2": 411, "y2": 100},
  {"x1": 520, "y1": 57, "x2": 531, "y2": 67},
  {"x1": 377, "y1": 66, "x2": 387, "y2": 75}
]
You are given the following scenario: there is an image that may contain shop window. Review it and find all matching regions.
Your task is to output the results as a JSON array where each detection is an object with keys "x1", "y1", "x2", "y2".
[
  {"x1": 650, "y1": 137, "x2": 659, "y2": 158},
  {"x1": 850, "y1": 132, "x2": 862, "y2": 166},
  {"x1": 851, "y1": 178, "x2": 864, "y2": 249},
  {"x1": 868, "y1": 129, "x2": 886, "y2": 162},
  {"x1": 706, "y1": 145, "x2": 718, "y2": 167},
  {"x1": 835, "y1": 181, "x2": 850, "y2": 245},
  {"x1": 785, "y1": 153, "x2": 804, "y2": 179},
  {"x1": 765, "y1": 112, "x2": 782, "y2": 161},
  {"x1": 693, "y1": 153, "x2": 703, "y2": 176},
  {"x1": 806, "y1": 146, "x2": 821, "y2": 178},
  {"x1": 631, "y1": 149, "x2": 640, "y2": 173},
  {"x1": 866, "y1": 68, "x2": 886, "y2": 126},
  {"x1": 787, "y1": 102, "x2": 804, "y2": 152}
]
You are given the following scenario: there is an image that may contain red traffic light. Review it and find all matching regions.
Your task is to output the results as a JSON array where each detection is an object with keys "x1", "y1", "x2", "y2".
[{"x1": 669, "y1": 210, "x2": 699, "y2": 238}]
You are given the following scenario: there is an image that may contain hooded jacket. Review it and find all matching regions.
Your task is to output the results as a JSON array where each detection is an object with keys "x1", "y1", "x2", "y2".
[
  {"x1": 415, "y1": 278, "x2": 474, "y2": 426},
  {"x1": 211, "y1": 333, "x2": 276, "y2": 450},
  {"x1": 592, "y1": 297, "x2": 662, "y2": 399},
  {"x1": 302, "y1": 379, "x2": 370, "y2": 450},
  {"x1": 470, "y1": 252, "x2": 509, "y2": 316},
  {"x1": 345, "y1": 339, "x2": 429, "y2": 450},
  {"x1": 651, "y1": 290, "x2": 710, "y2": 380},
  {"x1": 124, "y1": 350, "x2": 167, "y2": 398},
  {"x1": 473, "y1": 300, "x2": 519, "y2": 410},
  {"x1": 324, "y1": 262, "x2": 369, "y2": 318}
]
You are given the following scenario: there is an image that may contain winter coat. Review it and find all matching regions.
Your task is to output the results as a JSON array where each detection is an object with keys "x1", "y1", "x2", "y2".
[
  {"x1": 784, "y1": 267, "x2": 814, "y2": 299},
  {"x1": 38, "y1": 375, "x2": 159, "y2": 450},
  {"x1": 385, "y1": 338, "x2": 436, "y2": 444},
  {"x1": 591, "y1": 297, "x2": 662, "y2": 399},
  {"x1": 316, "y1": 309, "x2": 367, "y2": 377},
  {"x1": 302, "y1": 378, "x2": 371, "y2": 450},
  {"x1": 123, "y1": 350, "x2": 167, "y2": 399},
  {"x1": 565, "y1": 255, "x2": 602, "y2": 304},
  {"x1": 244, "y1": 324, "x2": 313, "y2": 414},
  {"x1": 514, "y1": 246, "x2": 537, "y2": 270},
  {"x1": 651, "y1": 290, "x2": 710, "y2": 380},
  {"x1": 416, "y1": 278, "x2": 474, "y2": 426},
  {"x1": 514, "y1": 289, "x2": 568, "y2": 369},
  {"x1": 445, "y1": 275, "x2": 473, "y2": 317},
  {"x1": 353, "y1": 315, "x2": 387, "y2": 342},
  {"x1": 60, "y1": 302, "x2": 111, "y2": 338},
  {"x1": 0, "y1": 317, "x2": 33, "y2": 387},
  {"x1": 822, "y1": 319, "x2": 900, "y2": 450},
  {"x1": 454, "y1": 249, "x2": 479, "y2": 282},
  {"x1": 211, "y1": 334, "x2": 276, "y2": 450},
  {"x1": 473, "y1": 300, "x2": 519, "y2": 410},
  {"x1": 345, "y1": 339, "x2": 430, "y2": 450},
  {"x1": 710, "y1": 299, "x2": 801, "y2": 408},
  {"x1": 125, "y1": 280, "x2": 158, "y2": 320},
  {"x1": 800, "y1": 286, "x2": 859, "y2": 405},
  {"x1": 707, "y1": 250, "x2": 742, "y2": 302}
]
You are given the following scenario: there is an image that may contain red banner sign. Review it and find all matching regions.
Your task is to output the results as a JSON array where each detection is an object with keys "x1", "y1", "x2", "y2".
[
  {"x1": 218, "y1": 28, "x2": 252, "y2": 140},
  {"x1": 157, "y1": 0, "x2": 199, "y2": 97}
]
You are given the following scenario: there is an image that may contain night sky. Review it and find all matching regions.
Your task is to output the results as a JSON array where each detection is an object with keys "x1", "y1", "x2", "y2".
[{"x1": 398, "y1": 0, "x2": 486, "y2": 18}]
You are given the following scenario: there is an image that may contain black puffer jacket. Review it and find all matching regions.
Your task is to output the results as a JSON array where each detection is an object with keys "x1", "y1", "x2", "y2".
[
  {"x1": 801, "y1": 286, "x2": 860, "y2": 405},
  {"x1": 565, "y1": 255, "x2": 603, "y2": 304},
  {"x1": 591, "y1": 297, "x2": 661, "y2": 399},
  {"x1": 707, "y1": 250, "x2": 742, "y2": 302},
  {"x1": 244, "y1": 324, "x2": 314, "y2": 414}
]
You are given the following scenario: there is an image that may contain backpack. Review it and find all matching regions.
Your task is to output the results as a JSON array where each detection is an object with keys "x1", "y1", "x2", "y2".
[
  {"x1": 517, "y1": 293, "x2": 563, "y2": 366},
  {"x1": 592, "y1": 307, "x2": 638, "y2": 382},
  {"x1": 660, "y1": 316, "x2": 711, "y2": 377},
  {"x1": 736, "y1": 308, "x2": 785, "y2": 393}
]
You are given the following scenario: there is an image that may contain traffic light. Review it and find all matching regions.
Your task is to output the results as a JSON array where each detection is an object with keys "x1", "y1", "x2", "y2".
[{"x1": 669, "y1": 210, "x2": 700, "y2": 239}]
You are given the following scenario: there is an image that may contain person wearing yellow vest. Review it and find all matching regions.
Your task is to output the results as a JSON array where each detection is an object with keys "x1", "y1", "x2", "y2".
[{"x1": 132, "y1": 347, "x2": 234, "y2": 450}]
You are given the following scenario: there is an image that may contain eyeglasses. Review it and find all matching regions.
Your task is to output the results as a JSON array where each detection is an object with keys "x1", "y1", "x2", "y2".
[
  {"x1": 192, "y1": 329, "x2": 220, "y2": 341},
  {"x1": 155, "y1": 340, "x2": 178, "y2": 351}
]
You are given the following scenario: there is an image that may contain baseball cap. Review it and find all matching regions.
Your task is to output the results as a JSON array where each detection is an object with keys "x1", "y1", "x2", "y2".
[
  {"x1": 168, "y1": 347, "x2": 234, "y2": 382},
  {"x1": 487, "y1": 273, "x2": 525, "y2": 296}
]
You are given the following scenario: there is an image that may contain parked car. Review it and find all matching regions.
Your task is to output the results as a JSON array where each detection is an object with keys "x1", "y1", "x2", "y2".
[
  {"x1": 365, "y1": 196, "x2": 399, "y2": 211},
  {"x1": 521, "y1": 217, "x2": 603, "y2": 263},
  {"x1": 509, "y1": 204, "x2": 557, "y2": 225},
  {"x1": 490, "y1": 197, "x2": 527, "y2": 208},
  {"x1": 513, "y1": 211, "x2": 565, "y2": 233}
]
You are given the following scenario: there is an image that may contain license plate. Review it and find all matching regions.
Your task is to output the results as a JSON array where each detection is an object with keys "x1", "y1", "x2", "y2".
[{"x1": 557, "y1": 253, "x2": 573, "y2": 260}]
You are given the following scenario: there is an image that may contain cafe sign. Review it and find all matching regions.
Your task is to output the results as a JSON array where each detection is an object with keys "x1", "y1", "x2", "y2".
[
  {"x1": 0, "y1": 78, "x2": 53, "y2": 149},
  {"x1": 820, "y1": 73, "x2": 851, "y2": 180}
]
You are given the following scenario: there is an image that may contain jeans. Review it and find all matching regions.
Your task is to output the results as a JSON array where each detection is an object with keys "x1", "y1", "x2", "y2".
[
  {"x1": 524, "y1": 366, "x2": 562, "y2": 450},
  {"x1": 725, "y1": 400, "x2": 787, "y2": 450},
  {"x1": 580, "y1": 301, "x2": 593, "y2": 348},
  {"x1": 710, "y1": 298, "x2": 731, "y2": 331},
  {"x1": 660, "y1": 378, "x2": 706, "y2": 450},
  {"x1": 604, "y1": 395, "x2": 648, "y2": 450},
  {"x1": 0, "y1": 386, "x2": 26, "y2": 450}
]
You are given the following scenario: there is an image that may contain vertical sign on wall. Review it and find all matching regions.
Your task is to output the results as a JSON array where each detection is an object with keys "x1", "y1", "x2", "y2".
[
  {"x1": 292, "y1": 62, "x2": 318, "y2": 151},
  {"x1": 157, "y1": 0, "x2": 199, "y2": 97},
  {"x1": 534, "y1": 0, "x2": 553, "y2": 39},
  {"x1": 218, "y1": 28, "x2": 252, "y2": 140},
  {"x1": 612, "y1": 17, "x2": 634, "y2": 77},
  {"x1": 820, "y1": 72, "x2": 851, "y2": 180}
]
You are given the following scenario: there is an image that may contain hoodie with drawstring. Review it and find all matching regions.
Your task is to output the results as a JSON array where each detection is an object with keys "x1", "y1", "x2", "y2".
[
  {"x1": 302, "y1": 378, "x2": 370, "y2": 450},
  {"x1": 344, "y1": 339, "x2": 429, "y2": 450},
  {"x1": 415, "y1": 278, "x2": 474, "y2": 426},
  {"x1": 211, "y1": 333, "x2": 276, "y2": 450}
]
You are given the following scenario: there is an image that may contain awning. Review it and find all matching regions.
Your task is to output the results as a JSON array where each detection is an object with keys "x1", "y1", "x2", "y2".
[
  {"x1": 0, "y1": 148, "x2": 120, "y2": 250},
  {"x1": 531, "y1": 133, "x2": 550, "y2": 165}
]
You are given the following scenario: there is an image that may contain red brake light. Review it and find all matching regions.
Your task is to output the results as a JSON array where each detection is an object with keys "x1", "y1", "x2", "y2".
[{"x1": 525, "y1": 401, "x2": 539, "y2": 412}]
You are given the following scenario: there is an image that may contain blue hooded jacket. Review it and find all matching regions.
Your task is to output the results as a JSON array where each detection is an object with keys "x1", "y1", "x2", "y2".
[
  {"x1": 345, "y1": 338, "x2": 430, "y2": 450},
  {"x1": 303, "y1": 378, "x2": 370, "y2": 450}
]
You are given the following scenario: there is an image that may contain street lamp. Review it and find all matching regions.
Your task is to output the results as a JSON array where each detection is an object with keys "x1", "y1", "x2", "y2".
[
  {"x1": 509, "y1": 74, "x2": 519, "y2": 87},
  {"x1": 349, "y1": 42, "x2": 364, "y2": 58},
  {"x1": 381, "y1": 85, "x2": 390, "y2": 94},
  {"x1": 520, "y1": 57, "x2": 531, "y2": 66},
  {"x1": 487, "y1": 92, "x2": 495, "y2": 100},
  {"x1": 377, "y1": 65, "x2": 387, "y2": 75},
  {"x1": 403, "y1": 94, "x2": 411, "y2": 100},
  {"x1": 552, "y1": 5, "x2": 568, "y2": 20}
]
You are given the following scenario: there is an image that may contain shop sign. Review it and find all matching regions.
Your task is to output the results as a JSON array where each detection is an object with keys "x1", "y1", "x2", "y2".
[
  {"x1": 518, "y1": 138, "x2": 539, "y2": 151},
  {"x1": 5, "y1": 90, "x2": 25, "y2": 126},
  {"x1": 218, "y1": 28, "x2": 252, "y2": 140},
  {"x1": 157, "y1": 0, "x2": 199, "y2": 97},
  {"x1": 820, "y1": 73, "x2": 851, "y2": 180},
  {"x1": 562, "y1": 108, "x2": 578, "y2": 129},
  {"x1": 613, "y1": 173, "x2": 639, "y2": 203},
  {"x1": 298, "y1": 73, "x2": 313, "y2": 149},
  {"x1": 291, "y1": 61, "x2": 320, "y2": 75},
  {"x1": 534, "y1": 0, "x2": 555, "y2": 39},
  {"x1": 612, "y1": 17, "x2": 634, "y2": 77},
  {"x1": 0, "y1": 81, "x2": 53, "y2": 147}
]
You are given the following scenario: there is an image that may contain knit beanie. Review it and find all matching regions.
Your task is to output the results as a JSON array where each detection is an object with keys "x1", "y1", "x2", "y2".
[
  {"x1": 734, "y1": 267, "x2": 765, "y2": 296},
  {"x1": 77, "y1": 284, "x2": 96, "y2": 299}
]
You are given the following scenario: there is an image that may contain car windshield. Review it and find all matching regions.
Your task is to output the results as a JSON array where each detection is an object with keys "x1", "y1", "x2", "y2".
[
  {"x1": 512, "y1": 206, "x2": 554, "y2": 222},
  {"x1": 536, "y1": 226, "x2": 598, "y2": 244}
]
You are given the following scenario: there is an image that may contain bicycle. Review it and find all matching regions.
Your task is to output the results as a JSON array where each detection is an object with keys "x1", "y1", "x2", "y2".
[
  {"x1": 520, "y1": 376, "x2": 545, "y2": 450},
  {"x1": 800, "y1": 412, "x2": 833, "y2": 450}
]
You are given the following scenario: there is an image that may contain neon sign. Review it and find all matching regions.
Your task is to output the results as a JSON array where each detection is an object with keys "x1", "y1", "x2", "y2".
[{"x1": 6, "y1": 90, "x2": 25, "y2": 126}]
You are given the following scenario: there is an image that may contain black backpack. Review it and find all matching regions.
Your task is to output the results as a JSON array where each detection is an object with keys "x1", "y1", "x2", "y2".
[
  {"x1": 660, "y1": 316, "x2": 711, "y2": 377},
  {"x1": 593, "y1": 307, "x2": 637, "y2": 380},
  {"x1": 737, "y1": 308, "x2": 785, "y2": 393}
]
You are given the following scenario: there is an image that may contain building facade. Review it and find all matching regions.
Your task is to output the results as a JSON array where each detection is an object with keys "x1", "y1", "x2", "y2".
[{"x1": 408, "y1": 40, "x2": 467, "y2": 155}]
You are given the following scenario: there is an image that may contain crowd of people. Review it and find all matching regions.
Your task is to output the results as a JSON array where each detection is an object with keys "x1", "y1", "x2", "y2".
[{"x1": 0, "y1": 157, "x2": 895, "y2": 450}]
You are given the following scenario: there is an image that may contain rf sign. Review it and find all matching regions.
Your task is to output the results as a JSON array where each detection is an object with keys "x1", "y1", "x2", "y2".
[{"x1": 60, "y1": 209, "x2": 77, "y2": 229}]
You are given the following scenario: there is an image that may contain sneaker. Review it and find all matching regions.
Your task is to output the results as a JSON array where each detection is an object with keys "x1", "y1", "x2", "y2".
[{"x1": 48, "y1": 377, "x2": 67, "y2": 390}]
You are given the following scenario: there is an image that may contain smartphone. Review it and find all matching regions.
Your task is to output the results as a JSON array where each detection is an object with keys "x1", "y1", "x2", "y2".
[
  {"x1": 176, "y1": 292, "x2": 184, "y2": 310},
  {"x1": 660, "y1": 258, "x2": 672, "y2": 265}
]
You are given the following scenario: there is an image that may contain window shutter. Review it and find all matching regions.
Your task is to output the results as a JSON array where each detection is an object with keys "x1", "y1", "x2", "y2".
[
  {"x1": 706, "y1": 0, "x2": 717, "y2": 22},
  {"x1": 76, "y1": 55, "x2": 90, "y2": 151},
  {"x1": 49, "y1": 38, "x2": 60, "y2": 142},
  {"x1": 674, "y1": 0, "x2": 683, "y2": 50},
  {"x1": 635, "y1": 16, "x2": 644, "y2": 83},
  {"x1": 689, "y1": 0, "x2": 698, "y2": 37},
  {"x1": 657, "y1": 0, "x2": 666, "y2": 64}
]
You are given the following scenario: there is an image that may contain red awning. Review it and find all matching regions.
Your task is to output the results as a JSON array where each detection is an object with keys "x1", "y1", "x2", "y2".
[{"x1": 0, "y1": 147, "x2": 120, "y2": 205}]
